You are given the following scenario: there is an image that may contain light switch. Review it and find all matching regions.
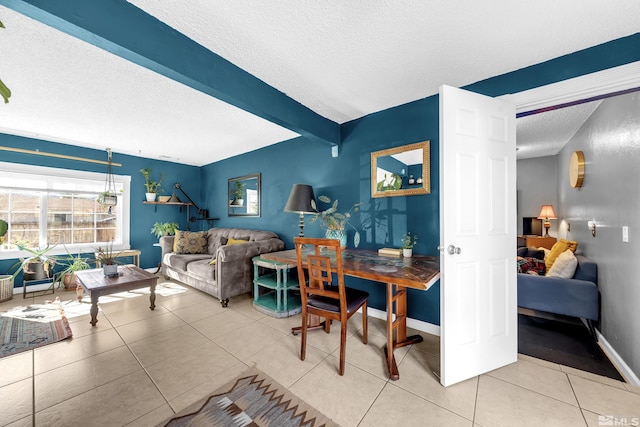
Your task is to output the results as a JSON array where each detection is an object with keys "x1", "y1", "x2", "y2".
[{"x1": 623, "y1": 226, "x2": 629, "y2": 243}]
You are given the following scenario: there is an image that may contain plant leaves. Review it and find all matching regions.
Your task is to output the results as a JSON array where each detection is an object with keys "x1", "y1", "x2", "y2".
[
  {"x1": 354, "y1": 231, "x2": 360, "y2": 248},
  {"x1": 0, "y1": 78, "x2": 11, "y2": 104},
  {"x1": 318, "y1": 195, "x2": 331, "y2": 203}
]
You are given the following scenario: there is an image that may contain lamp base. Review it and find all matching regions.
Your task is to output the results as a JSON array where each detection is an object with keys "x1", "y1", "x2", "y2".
[{"x1": 543, "y1": 222, "x2": 551, "y2": 237}]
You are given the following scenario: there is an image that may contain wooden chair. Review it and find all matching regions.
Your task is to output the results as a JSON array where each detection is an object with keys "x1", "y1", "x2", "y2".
[{"x1": 294, "y1": 237, "x2": 369, "y2": 375}]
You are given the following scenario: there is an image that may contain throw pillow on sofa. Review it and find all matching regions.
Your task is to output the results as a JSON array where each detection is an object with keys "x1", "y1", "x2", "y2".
[
  {"x1": 209, "y1": 236, "x2": 250, "y2": 264},
  {"x1": 517, "y1": 257, "x2": 546, "y2": 275},
  {"x1": 545, "y1": 239, "x2": 578, "y2": 271},
  {"x1": 546, "y1": 249, "x2": 578, "y2": 278},
  {"x1": 174, "y1": 230, "x2": 208, "y2": 254}
]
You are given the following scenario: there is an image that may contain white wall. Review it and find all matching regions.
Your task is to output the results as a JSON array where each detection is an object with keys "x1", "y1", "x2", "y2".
[
  {"x1": 557, "y1": 92, "x2": 640, "y2": 381},
  {"x1": 516, "y1": 156, "x2": 559, "y2": 237}
]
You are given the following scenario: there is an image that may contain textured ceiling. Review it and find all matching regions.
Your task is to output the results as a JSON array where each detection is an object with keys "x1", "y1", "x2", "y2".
[{"x1": 1, "y1": 2, "x2": 639, "y2": 165}]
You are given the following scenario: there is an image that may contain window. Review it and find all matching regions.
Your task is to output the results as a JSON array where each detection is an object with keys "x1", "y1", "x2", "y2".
[{"x1": 0, "y1": 162, "x2": 130, "y2": 259}]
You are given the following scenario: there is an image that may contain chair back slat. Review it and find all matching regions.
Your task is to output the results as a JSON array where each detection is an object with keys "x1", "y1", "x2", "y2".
[{"x1": 292, "y1": 236, "x2": 369, "y2": 376}]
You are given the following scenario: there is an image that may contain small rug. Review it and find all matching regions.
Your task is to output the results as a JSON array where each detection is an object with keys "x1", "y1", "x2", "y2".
[
  {"x1": 0, "y1": 300, "x2": 73, "y2": 358},
  {"x1": 159, "y1": 366, "x2": 338, "y2": 427}
]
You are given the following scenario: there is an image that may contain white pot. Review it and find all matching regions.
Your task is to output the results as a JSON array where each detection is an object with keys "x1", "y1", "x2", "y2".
[
  {"x1": 145, "y1": 192, "x2": 157, "y2": 202},
  {"x1": 403, "y1": 248, "x2": 413, "y2": 258},
  {"x1": 103, "y1": 264, "x2": 118, "y2": 277}
]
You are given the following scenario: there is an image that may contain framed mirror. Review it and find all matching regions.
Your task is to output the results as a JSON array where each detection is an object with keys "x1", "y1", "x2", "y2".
[
  {"x1": 228, "y1": 173, "x2": 261, "y2": 216},
  {"x1": 371, "y1": 141, "x2": 430, "y2": 198}
]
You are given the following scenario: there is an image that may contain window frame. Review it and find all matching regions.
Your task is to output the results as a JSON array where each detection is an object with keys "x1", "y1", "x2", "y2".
[{"x1": 0, "y1": 161, "x2": 131, "y2": 260}]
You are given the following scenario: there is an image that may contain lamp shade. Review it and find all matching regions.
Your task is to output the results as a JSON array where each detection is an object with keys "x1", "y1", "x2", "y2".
[
  {"x1": 537, "y1": 205, "x2": 557, "y2": 220},
  {"x1": 284, "y1": 184, "x2": 316, "y2": 214}
]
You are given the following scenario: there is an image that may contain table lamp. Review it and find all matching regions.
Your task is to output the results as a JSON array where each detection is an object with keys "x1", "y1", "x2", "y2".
[
  {"x1": 284, "y1": 184, "x2": 316, "y2": 237},
  {"x1": 537, "y1": 205, "x2": 557, "y2": 237}
]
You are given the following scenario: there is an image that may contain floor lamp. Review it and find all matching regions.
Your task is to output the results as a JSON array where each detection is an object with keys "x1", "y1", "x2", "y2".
[{"x1": 284, "y1": 184, "x2": 316, "y2": 237}]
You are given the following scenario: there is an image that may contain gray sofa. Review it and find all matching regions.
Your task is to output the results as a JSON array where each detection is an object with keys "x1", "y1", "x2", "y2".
[
  {"x1": 517, "y1": 247, "x2": 599, "y2": 339},
  {"x1": 160, "y1": 227, "x2": 285, "y2": 306}
]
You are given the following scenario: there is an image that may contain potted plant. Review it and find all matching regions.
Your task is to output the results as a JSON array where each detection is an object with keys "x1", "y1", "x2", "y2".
[
  {"x1": 0, "y1": 20, "x2": 11, "y2": 104},
  {"x1": 95, "y1": 241, "x2": 122, "y2": 277},
  {"x1": 150, "y1": 221, "x2": 179, "y2": 239},
  {"x1": 140, "y1": 167, "x2": 165, "y2": 202},
  {"x1": 0, "y1": 219, "x2": 7, "y2": 249},
  {"x1": 401, "y1": 232, "x2": 418, "y2": 257},
  {"x1": 9, "y1": 244, "x2": 57, "y2": 281},
  {"x1": 54, "y1": 250, "x2": 92, "y2": 290},
  {"x1": 309, "y1": 195, "x2": 361, "y2": 248},
  {"x1": 229, "y1": 181, "x2": 246, "y2": 206},
  {"x1": 97, "y1": 191, "x2": 118, "y2": 206}
]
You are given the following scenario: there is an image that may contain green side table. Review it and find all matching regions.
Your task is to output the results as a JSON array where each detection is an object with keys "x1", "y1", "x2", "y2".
[{"x1": 252, "y1": 256, "x2": 300, "y2": 318}]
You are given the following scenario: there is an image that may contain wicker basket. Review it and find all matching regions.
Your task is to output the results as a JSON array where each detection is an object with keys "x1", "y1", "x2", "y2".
[{"x1": 0, "y1": 275, "x2": 14, "y2": 303}]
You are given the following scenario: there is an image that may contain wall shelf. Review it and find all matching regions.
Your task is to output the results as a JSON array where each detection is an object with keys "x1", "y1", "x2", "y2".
[{"x1": 142, "y1": 201, "x2": 193, "y2": 206}]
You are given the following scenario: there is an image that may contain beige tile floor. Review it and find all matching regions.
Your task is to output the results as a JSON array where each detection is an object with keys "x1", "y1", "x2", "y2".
[{"x1": 1, "y1": 279, "x2": 639, "y2": 427}]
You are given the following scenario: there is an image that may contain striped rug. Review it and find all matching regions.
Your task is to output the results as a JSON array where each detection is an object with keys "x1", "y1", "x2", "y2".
[
  {"x1": 160, "y1": 366, "x2": 338, "y2": 427},
  {"x1": 0, "y1": 301, "x2": 73, "y2": 358}
]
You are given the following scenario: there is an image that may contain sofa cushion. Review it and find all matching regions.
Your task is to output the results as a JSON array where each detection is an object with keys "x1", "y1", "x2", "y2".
[
  {"x1": 547, "y1": 249, "x2": 578, "y2": 278},
  {"x1": 174, "y1": 230, "x2": 208, "y2": 254},
  {"x1": 186, "y1": 258, "x2": 216, "y2": 281},
  {"x1": 164, "y1": 253, "x2": 211, "y2": 271},
  {"x1": 545, "y1": 239, "x2": 578, "y2": 270}
]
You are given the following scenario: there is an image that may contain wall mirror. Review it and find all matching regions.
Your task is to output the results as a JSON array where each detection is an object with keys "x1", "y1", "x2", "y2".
[
  {"x1": 228, "y1": 173, "x2": 261, "y2": 216},
  {"x1": 371, "y1": 140, "x2": 430, "y2": 198}
]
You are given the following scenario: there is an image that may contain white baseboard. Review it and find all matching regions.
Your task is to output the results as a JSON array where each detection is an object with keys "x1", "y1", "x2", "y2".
[
  {"x1": 597, "y1": 329, "x2": 640, "y2": 386},
  {"x1": 366, "y1": 307, "x2": 440, "y2": 337}
]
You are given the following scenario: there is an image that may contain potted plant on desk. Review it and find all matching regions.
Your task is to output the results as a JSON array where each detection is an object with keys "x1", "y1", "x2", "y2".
[
  {"x1": 310, "y1": 195, "x2": 361, "y2": 248},
  {"x1": 401, "y1": 232, "x2": 418, "y2": 258}
]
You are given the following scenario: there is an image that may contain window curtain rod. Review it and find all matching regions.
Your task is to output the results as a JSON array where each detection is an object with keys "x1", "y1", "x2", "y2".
[{"x1": 0, "y1": 146, "x2": 122, "y2": 167}]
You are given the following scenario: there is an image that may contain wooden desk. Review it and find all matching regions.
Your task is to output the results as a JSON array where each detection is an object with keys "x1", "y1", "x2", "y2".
[
  {"x1": 518, "y1": 236, "x2": 556, "y2": 250},
  {"x1": 262, "y1": 249, "x2": 440, "y2": 380}
]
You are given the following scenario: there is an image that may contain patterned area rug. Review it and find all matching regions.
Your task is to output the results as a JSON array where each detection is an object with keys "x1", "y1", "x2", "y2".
[
  {"x1": 160, "y1": 366, "x2": 338, "y2": 427},
  {"x1": 0, "y1": 300, "x2": 73, "y2": 358}
]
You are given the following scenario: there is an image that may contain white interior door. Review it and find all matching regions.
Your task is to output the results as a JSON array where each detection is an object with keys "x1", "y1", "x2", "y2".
[{"x1": 439, "y1": 85, "x2": 517, "y2": 387}]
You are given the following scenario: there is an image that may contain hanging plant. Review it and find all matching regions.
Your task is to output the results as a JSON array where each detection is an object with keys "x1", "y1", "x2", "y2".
[{"x1": 0, "y1": 20, "x2": 12, "y2": 104}]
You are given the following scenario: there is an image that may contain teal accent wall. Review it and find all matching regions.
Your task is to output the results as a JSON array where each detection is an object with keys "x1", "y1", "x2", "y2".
[
  {"x1": 198, "y1": 33, "x2": 640, "y2": 325},
  {"x1": 0, "y1": 2, "x2": 638, "y2": 322},
  {"x1": 0, "y1": 133, "x2": 201, "y2": 281}
]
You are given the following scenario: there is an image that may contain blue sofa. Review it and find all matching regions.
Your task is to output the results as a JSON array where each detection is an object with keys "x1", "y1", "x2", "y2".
[{"x1": 517, "y1": 247, "x2": 599, "y2": 339}]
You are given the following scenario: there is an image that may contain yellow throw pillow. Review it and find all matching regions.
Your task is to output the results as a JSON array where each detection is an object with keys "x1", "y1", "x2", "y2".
[
  {"x1": 545, "y1": 239, "x2": 578, "y2": 270},
  {"x1": 227, "y1": 238, "x2": 249, "y2": 245}
]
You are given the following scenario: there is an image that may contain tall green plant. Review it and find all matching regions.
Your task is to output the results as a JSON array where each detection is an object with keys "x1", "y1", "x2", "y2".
[{"x1": 0, "y1": 20, "x2": 12, "y2": 104}]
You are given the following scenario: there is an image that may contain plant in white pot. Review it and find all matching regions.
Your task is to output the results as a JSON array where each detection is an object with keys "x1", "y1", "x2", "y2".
[
  {"x1": 95, "y1": 241, "x2": 122, "y2": 277},
  {"x1": 401, "y1": 232, "x2": 418, "y2": 257},
  {"x1": 140, "y1": 167, "x2": 165, "y2": 202}
]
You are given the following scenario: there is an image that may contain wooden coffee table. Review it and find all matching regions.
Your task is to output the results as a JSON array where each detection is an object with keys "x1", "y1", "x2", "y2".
[{"x1": 75, "y1": 265, "x2": 158, "y2": 326}]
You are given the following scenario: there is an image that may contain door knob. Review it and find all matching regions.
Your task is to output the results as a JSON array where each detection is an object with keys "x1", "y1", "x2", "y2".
[{"x1": 447, "y1": 245, "x2": 461, "y2": 255}]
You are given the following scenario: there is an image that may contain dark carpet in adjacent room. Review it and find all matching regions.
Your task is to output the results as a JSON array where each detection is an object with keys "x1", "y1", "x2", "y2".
[{"x1": 518, "y1": 314, "x2": 624, "y2": 381}]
